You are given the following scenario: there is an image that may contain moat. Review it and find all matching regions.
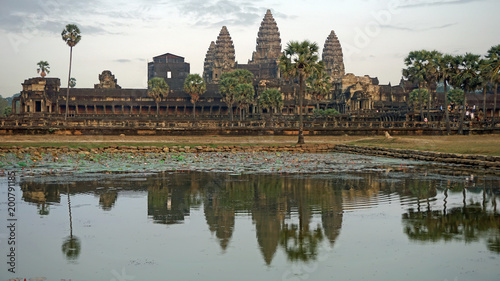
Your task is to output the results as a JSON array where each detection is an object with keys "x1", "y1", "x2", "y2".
[{"x1": 1, "y1": 167, "x2": 499, "y2": 280}]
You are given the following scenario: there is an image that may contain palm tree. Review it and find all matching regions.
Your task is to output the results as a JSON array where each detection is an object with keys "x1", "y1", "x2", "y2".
[
  {"x1": 37, "y1": 61, "x2": 50, "y2": 78},
  {"x1": 69, "y1": 77, "x2": 76, "y2": 88},
  {"x1": 403, "y1": 50, "x2": 428, "y2": 121},
  {"x1": 183, "y1": 74, "x2": 206, "y2": 118},
  {"x1": 454, "y1": 53, "x2": 481, "y2": 135},
  {"x1": 485, "y1": 45, "x2": 500, "y2": 127},
  {"x1": 279, "y1": 40, "x2": 322, "y2": 144},
  {"x1": 61, "y1": 24, "x2": 81, "y2": 120},
  {"x1": 62, "y1": 185, "x2": 81, "y2": 261},
  {"x1": 423, "y1": 50, "x2": 441, "y2": 119},
  {"x1": 306, "y1": 69, "x2": 331, "y2": 111},
  {"x1": 148, "y1": 77, "x2": 170, "y2": 116},
  {"x1": 434, "y1": 53, "x2": 459, "y2": 135},
  {"x1": 479, "y1": 59, "x2": 492, "y2": 123}
]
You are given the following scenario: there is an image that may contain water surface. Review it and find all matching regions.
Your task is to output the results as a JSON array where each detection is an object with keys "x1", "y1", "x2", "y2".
[{"x1": 1, "y1": 170, "x2": 499, "y2": 281}]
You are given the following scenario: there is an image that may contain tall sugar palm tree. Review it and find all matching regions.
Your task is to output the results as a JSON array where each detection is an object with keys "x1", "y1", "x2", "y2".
[
  {"x1": 423, "y1": 50, "x2": 441, "y2": 119},
  {"x1": 403, "y1": 50, "x2": 428, "y2": 121},
  {"x1": 279, "y1": 40, "x2": 322, "y2": 144},
  {"x1": 148, "y1": 77, "x2": 170, "y2": 116},
  {"x1": 479, "y1": 58, "x2": 493, "y2": 123},
  {"x1": 183, "y1": 74, "x2": 206, "y2": 118},
  {"x1": 485, "y1": 45, "x2": 500, "y2": 127},
  {"x1": 434, "y1": 53, "x2": 459, "y2": 135},
  {"x1": 61, "y1": 24, "x2": 81, "y2": 119},
  {"x1": 69, "y1": 77, "x2": 76, "y2": 88},
  {"x1": 454, "y1": 53, "x2": 481, "y2": 135},
  {"x1": 37, "y1": 61, "x2": 50, "y2": 78}
]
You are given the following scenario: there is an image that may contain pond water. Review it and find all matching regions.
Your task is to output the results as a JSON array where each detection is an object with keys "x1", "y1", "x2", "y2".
[{"x1": 1, "y1": 168, "x2": 499, "y2": 281}]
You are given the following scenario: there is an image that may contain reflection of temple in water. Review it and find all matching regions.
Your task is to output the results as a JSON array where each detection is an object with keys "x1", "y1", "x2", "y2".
[{"x1": 18, "y1": 172, "x2": 500, "y2": 265}]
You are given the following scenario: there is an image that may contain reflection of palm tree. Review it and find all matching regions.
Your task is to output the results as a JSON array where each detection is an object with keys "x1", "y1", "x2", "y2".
[
  {"x1": 279, "y1": 223, "x2": 324, "y2": 262},
  {"x1": 62, "y1": 185, "x2": 81, "y2": 261},
  {"x1": 38, "y1": 203, "x2": 50, "y2": 216},
  {"x1": 402, "y1": 188, "x2": 500, "y2": 254}
]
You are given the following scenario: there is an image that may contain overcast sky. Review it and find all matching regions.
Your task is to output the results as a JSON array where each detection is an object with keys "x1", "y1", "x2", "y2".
[{"x1": 1, "y1": 0, "x2": 499, "y2": 97}]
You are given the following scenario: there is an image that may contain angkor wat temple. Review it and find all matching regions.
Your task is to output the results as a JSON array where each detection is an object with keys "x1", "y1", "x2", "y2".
[{"x1": 10, "y1": 10, "x2": 500, "y2": 125}]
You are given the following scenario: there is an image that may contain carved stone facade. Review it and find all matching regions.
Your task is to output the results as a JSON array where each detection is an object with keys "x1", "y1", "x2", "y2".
[
  {"x1": 13, "y1": 9, "x2": 447, "y2": 119},
  {"x1": 342, "y1": 74, "x2": 380, "y2": 111},
  {"x1": 94, "y1": 70, "x2": 121, "y2": 89}
]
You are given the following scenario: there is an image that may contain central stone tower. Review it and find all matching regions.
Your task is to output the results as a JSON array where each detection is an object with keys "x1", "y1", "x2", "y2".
[{"x1": 248, "y1": 9, "x2": 282, "y2": 79}]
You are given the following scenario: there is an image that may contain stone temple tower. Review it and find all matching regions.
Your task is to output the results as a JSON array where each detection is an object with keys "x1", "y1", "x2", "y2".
[
  {"x1": 203, "y1": 41, "x2": 216, "y2": 83},
  {"x1": 249, "y1": 9, "x2": 282, "y2": 79},
  {"x1": 322, "y1": 30, "x2": 345, "y2": 84},
  {"x1": 212, "y1": 26, "x2": 236, "y2": 82},
  {"x1": 250, "y1": 9, "x2": 282, "y2": 65}
]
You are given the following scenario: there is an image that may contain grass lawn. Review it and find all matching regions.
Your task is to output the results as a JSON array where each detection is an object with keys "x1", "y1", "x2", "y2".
[{"x1": 0, "y1": 134, "x2": 499, "y2": 156}]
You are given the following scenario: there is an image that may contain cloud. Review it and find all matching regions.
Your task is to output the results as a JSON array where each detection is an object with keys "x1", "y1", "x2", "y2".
[
  {"x1": 382, "y1": 23, "x2": 457, "y2": 31},
  {"x1": 397, "y1": 0, "x2": 482, "y2": 9},
  {"x1": 169, "y1": 0, "x2": 267, "y2": 28},
  {"x1": 0, "y1": 0, "x2": 163, "y2": 36},
  {"x1": 114, "y1": 59, "x2": 132, "y2": 63},
  {"x1": 113, "y1": 58, "x2": 144, "y2": 63}
]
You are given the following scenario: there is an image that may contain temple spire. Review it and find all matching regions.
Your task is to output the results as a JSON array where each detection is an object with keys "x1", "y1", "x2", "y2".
[
  {"x1": 322, "y1": 30, "x2": 345, "y2": 83},
  {"x1": 212, "y1": 26, "x2": 236, "y2": 82},
  {"x1": 250, "y1": 9, "x2": 282, "y2": 65},
  {"x1": 203, "y1": 41, "x2": 216, "y2": 83}
]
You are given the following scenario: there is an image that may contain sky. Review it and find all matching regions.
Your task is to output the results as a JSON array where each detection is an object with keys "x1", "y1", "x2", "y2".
[{"x1": 1, "y1": 0, "x2": 499, "y2": 97}]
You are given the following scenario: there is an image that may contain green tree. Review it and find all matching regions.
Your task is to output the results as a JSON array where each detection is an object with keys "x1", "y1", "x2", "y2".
[
  {"x1": 148, "y1": 77, "x2": 170, "y2": 115},
  {"x1": 434, "y1": 53, "x2": 460, "y2": 135},
  {"x1": 453, "y1": 53, "x2": 481, "y2": 135},
  {"x1": 36, "y1": 61, "x2": 50, "y2": 77},
  {"x1": 259, "y1": 88, "x2": 283, "y2": 117},
  {"x1": 219, "y1": 69, "x2": 254, "y2": 121},
  {"x1": 403, "y1": 50, "x2": 428, "y2": 121},
  {"x1": 183, "y1": 74, "x2": 206, "y2": 118},
  {"x1": 423, "y1": 50, "x2": 441, "y2": 118},
  {"x1": 306, "y1": 70, "x2": 332, "y2": 111},
  {"x1": 69, "y1": 77, "x2": 76, "y2": 88},
  {"x1": 0, "y1": 95, "x2": 10, "y2": 117},
  {"x1": 485, "y1": 45, "x2": 500, "y2": 126},
  {"x1": 279, "y1": 40, "x2": 323, "y2": 144},
  {"x1": 408, "y1": 88, "x2": 429, "y2": 109},
  {"x1": 219, "y1": 76, "x2": 238, "y2": 121},
  {"x1": 4, "y1": 107, "x2": 12, "y2": 116},
  {"x1": 447, "y1": 89, "x2": 464, "y2": 106},
  {"x1": 61, "y1": 24, "x2": 81, "y2": 119},
  {"x1": 234, "y1": 83, "x2": 254, "y2": 120}
]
